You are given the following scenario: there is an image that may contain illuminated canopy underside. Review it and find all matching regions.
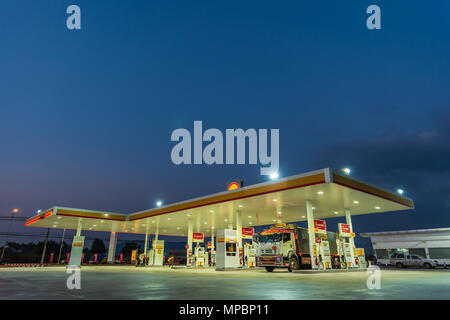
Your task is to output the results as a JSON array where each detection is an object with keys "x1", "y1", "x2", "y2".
[{"x1": 25, "y1": 168, "x2": 413, "y2": 237}]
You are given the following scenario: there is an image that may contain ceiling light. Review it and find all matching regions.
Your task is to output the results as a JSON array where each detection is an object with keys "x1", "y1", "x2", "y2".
[
  {"x1": 317, "y1": 191, "x2": 324, "y2": 195},
  {"x1": 125, "y1": 229, "x2": 128, "y2": 232},
  {"x1": 272, "y1": 219, "x2": 276, "y2": 222},
  {"x1": 238, "y1": 205, "x2": 243, "y2": 208},
  {"x1": 156, "y1": 201, "x2": 163, "y2": 207},
  {"x1": 312, "y1": 207, "x2": 316, "y2": 210},
  {"x1": 163, "y1": 230, "x2": 166, "y2": 232},
  {"x1": 210, "y1": 210, "x2": 214, "y2": 213},
  {"x1": 397, "y1": 189, "x2": 404, "y2": 195},
  {"x1": 104, "y1": 214, "x2": 109, "y2": 217},
  {"x1": 92, "y1": 225, "x2": 96, "y2": 227},
  {"x1": 273, "y1": 199, "x2": 278, "y2": 202},
  {"x1": 204, "y1": 222, "x2": 207, "y2": 224},
  {"x1": 186, "y1": 214, "x2": 190, "y2": 217},
  {"x1": 248, "y1": 216, "x2": 252, "y2": 218},
  {"x1": 100, "y1": 220, "x2": 104, "y2": 223},
  {"x1": 342, "y1": 168, "x2": 351, "y2": 175},
  {"x1": 302, "y1": 216, "x2": 306, "y2": 218},
  {"x1": 142, "y1": 224, "x2": 145, "y2": 226},
  {"x1": 152, "y1": 221, "x2": 155, "y2": 223},
  {"x1": 375, "y1": 206, "x2": 381, "y2": 210},
  {"x1": 57, "y1": 217, "x2": 61, "y2": 219},
  {"x1": 168, "y1": 218, "x2": 171, "y2": 220},
  {"x1": 177, "y1": 227, "x2": 180, "y2": 230},
  {"x1": 224, "y1": 219, "x2": 228, "y2": 222},
  {"x1": 249, "y1": 222, "x2": 252, "y2": 224},
  {"x1": 334, "y1": 211, "x2": 339, "y2": 214},
  {"x1": 353, "y1": 201, "x2": 359, "y2": 204},
  {"x1": 89, "y1": 228, "x2": 92, "y2": 230}
]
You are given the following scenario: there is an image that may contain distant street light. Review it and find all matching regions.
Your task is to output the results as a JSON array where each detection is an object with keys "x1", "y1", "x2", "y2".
[
  {"x1": 0, "y1": 209, "x2": 20, "y2": 264},
  {"x1": 270, "y1": 172, "x2": 279, "y2": 180}
]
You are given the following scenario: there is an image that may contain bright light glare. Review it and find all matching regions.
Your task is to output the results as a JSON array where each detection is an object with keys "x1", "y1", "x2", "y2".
[
  {"x1": 270, "y1": 172, "x2": 279, "y2": 179},
  {"x1": 397, "y1": 189, "x2": 404, "y2": 195},
  {"x1": 342, "y1": 168, "x2": 351, "y2": 175}
]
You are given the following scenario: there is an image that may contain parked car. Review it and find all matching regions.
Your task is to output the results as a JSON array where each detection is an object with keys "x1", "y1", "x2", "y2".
[{"x1": 390, "y1": 253, "x2": 438, "y2": 269}]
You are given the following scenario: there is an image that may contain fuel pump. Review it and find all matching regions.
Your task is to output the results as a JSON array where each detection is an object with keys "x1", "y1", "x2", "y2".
[
  {"x1": 320, "y1": 240, "x2": 332, "y2": 270},
  {"x1": 244, "y1": 242, "x2": 256, "y2": 268},
  {"x1": 151, "y1": 239, "x2": 164, "y2": 266},
  {"x1": 194, "y1": 244, "x2": 205, "y2": 267}
]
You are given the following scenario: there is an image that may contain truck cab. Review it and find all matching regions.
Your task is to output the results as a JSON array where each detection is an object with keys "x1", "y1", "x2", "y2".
[{"x1": 254, "y1": 224, "x2": 312, "y2": 272}]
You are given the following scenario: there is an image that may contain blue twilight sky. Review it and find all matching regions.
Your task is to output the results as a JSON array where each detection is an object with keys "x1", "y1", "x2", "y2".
[{"x1": 0, "y1": 1, "x2": 449, "y2": 243}]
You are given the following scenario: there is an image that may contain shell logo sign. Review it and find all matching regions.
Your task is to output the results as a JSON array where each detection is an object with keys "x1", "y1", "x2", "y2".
[
  {"x1": 227, "y1": 181, "x2": 242, "y2": 191},
  {"x1": 192, "y1": 232, "x2": 204, "y2": 242}
]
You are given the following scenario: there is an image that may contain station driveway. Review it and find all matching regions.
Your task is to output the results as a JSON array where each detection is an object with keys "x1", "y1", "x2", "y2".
[{"x1": 0, "y1": 266, "x2": 448, "y2": 300}]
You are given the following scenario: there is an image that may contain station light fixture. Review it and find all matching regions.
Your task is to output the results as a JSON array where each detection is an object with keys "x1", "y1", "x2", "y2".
[
  {"x1": 177, "y1": 227, "x2": 180, "y2": 230},
  {"x1": 302, "y1": 215, "x2": 306, "y2": 218},
  {"x1": 104, "y1": 214, "x2": 109, "y2": 217},
  {"x1": 375, "y1": 206, "x2": 381, "y2": 210},
  {"x1": 334, "y1": 211, "x2": 339, "y2": 214},
  {"x1": 317, "y1": 191, "x2": 324, "y2": 195},
  {"x1": 57, "y1": 216, "x2": 61, "y2": 219},
  {"x1": 249, "y1": 222, "x2": 252, "y2": 224},
  {"x1": 272, "y1": 219, "x2": 276, "y2": 222},
  {"x1": 273, "y1": 199, "x2": 278, "y2": 202},
  {"x1": 36, "y1": 209, "x2": 42, "y2": 214},
  {"x1": 156, "y1": 201, "x2": 163, "y2": 207},
  {"x1": 270, "y1": 172, "x2": 279, "y2": 180},
  {"x1": 353, "y1": 200, "x2": 359, "y2": 204},
  {"x1": 167, "y1": 217, "x2": 171, "y2": 220},
  {"x1": 186, "y1": 214, "x2": 190, "y2": 217},
  {"x1": 342, "y1": 168, "x2": 351, "y2": 175},
  {"x1": 210, "y1": 210, "x2": 214, "y2": 213},
  {"x1": 248, "y1": 216, "x2": 252, "y2": 218},
  {"x1": 12, "y1": 208, "x2": 19, "y2": 213},
  {"x1": 224, "y1": 219, "x2": 228, "y2": 222},
  {"x1": 397, "y1": 189, "x2": 404, "y2": 195},
  {"x1": 238, "y1": 205, "x2": 243, "y2": 208}
]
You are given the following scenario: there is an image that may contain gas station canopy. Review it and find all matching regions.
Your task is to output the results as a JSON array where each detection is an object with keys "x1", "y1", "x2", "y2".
[{"x1": 25, "y1": 168, "x2": 414, "y2": 236}]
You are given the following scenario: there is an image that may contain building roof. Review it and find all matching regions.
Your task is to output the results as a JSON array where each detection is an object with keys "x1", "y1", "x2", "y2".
[{"x1": 24, "y1": 168, "x2": 414, "y2": 236}]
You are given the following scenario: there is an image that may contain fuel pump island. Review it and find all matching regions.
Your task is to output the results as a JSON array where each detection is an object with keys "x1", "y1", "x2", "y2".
[{"x1": 24, "y1": 168, "x2": 413, "y2": 271}]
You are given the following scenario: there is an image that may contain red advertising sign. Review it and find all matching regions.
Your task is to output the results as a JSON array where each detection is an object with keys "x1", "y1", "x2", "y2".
[
  {"x1": 193, "y1": 232, "x2": 204, "y2": 242},
  {"x1": 339, "y1": 223, "x2": 351, "y2": 237},
  {"x1": 314, "y1": 219, "x2": 327, "y2": 234},
  {"x1": 242, "y1": 227, "x2": 254, "y2": 239},
  {"x1": 119, "y1": 253, "x2": 123, "y2": 263},
  {"x1": 49, "y1": 252, "x2": 54, "y2": 264}
]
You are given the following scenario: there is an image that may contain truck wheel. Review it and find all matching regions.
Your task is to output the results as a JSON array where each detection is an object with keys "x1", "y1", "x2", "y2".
[
  {"x1": 396, "y1": 262, "x2": 404, "y2": 268},
  {"x1": 423, "y1": 263, "x2": 432, "y2": 269},
  {"x1": 289, "y1": 257, "x2": 299, "y2": 271},
  {"x1": 265, "y1": 267, "x2": 275, "y2": 272}
]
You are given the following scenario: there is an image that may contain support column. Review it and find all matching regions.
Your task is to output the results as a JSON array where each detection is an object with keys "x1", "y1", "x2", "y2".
[
  {"x1": 187, "y1": 219, "x2": 193, "y2": 266},
  {"x1": 144, "y1": 229, "x2": 149, "y2": 258},
  {"x1": 107, "y1": 232, "x2": 118, "y2": 264},
  {"x1": 211, "y1": 228, "x2": 215, "y2": 266},
  {"x1": 306, "y1": 200, "x2": 317, "y2": 269},
  {"x1": 76, "y1": 218, "x2": 82, "y2": 236},
  {"x1": 236, "y1": 210, "x2": 242, "y2": 266},
  {"x1": 152, "y1": 222, "x2": 159, "y2": 266},
  {"x1": 345, "y1": 209, "x2": 356, "y2": 267}
]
